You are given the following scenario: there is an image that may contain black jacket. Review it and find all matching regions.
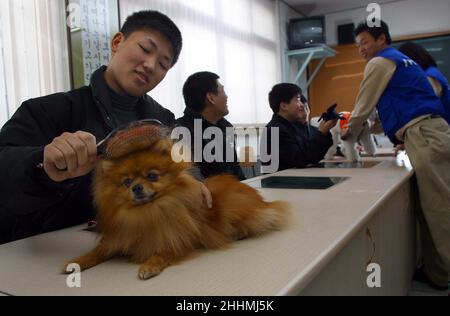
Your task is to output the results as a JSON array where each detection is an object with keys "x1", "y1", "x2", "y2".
[
  {"x1": 262, "y1": 114, "x2": 332, "y2": 172},
  {"x1": 295, "y1": 122, "x2": 319, "y2": 141},
  {"x1": 176, "y1": 108, "x2": 245, "y2": 180},
  {"x1": 0, "y1": 66, "x2": 175, "y2": 243}
]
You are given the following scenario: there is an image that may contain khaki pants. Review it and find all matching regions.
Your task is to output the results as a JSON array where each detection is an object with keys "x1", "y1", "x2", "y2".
[{"x1": 404, "y1": 117, "x2": 450, "y2": 286}]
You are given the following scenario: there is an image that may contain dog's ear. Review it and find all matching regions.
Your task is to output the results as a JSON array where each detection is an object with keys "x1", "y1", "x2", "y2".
[{"x1": 151, "y1": 138, "x2": 173, "y2": 156}]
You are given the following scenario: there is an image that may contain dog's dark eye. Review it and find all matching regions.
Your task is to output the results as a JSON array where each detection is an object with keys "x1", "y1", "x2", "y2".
[
  {"x1": 147, "y1": 173, "x2": 159, "y2": 182},
  {"x1": 123, "y1": 178, "x2": 133, "y2": 188}
]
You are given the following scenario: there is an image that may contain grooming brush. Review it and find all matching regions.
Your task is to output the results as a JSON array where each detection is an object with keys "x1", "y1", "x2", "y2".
[
  {"x1": 36, "y1": 119, "x2": 169, "y2": 169},
  {"x1": 101, "y1": 120, "x2": 169, "y2": 160}
]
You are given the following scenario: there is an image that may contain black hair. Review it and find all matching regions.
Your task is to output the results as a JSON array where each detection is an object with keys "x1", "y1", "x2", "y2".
[
  {"x1": 120, "y1": 10, "x2": 182, "y2": 66},
  {"x1": 268, "y1": 83, "x2": 302, "y2": 114},
  {"x1": 183, "y1": 72, "x2": 220, "y2": 113},
  {"x1": 354, "y1": 20, "x2": 392, "y2": 45},
  {"x1": 398, "y1": 42, "x2": 437, "y2": 70},
  {"x1": 300, "y1": 94, "x2": 308, "y2": 104}
]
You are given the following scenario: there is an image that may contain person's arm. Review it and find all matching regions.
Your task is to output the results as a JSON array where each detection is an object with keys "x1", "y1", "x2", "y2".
[
  {"x1": 0, "y1": 98, "x2": 81, "y2": 217},
  {"x1": 299, "y1": 125, "x2": 334, "y2": 166},
  {"x1": 428, "y1": 76, "x2": 443, "y2": 97},
  {"x1": 175, "y1": 126, "x2": 213, "y2": 208},
  {"x1": 306, "y1": 124, "x2": 335, "y2": 161},
  {"x1": 274, "y1": 124, "x2": 332, "y2": 169},
  {"x1": 344, "y1": 57, "x2": 396, "y2": 139}
]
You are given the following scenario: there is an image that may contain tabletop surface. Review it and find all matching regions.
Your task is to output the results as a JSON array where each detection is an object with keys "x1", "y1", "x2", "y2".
[{"x1": 0, "y1": 154, "x2": 413, "y2": 296}]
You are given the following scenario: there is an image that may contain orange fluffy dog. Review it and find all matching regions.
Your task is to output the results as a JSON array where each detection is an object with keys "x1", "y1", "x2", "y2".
[{"x1": 64, "y1": 134, "x2": 289, "y2": 280}]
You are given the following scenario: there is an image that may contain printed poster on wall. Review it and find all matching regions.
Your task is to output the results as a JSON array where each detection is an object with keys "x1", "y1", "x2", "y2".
[{"x1": 80, "y1": 0, "x2": 111, "y2": 85}]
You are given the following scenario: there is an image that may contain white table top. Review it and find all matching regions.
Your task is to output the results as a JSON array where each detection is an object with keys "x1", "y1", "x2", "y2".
[{"x1": 0, "y1": 154, "x2": 413, "y2": 296}]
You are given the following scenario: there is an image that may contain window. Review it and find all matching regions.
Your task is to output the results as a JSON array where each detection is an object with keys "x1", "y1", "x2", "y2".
[
  {"x1": 0, "y1": 0, "x2": 70, "y2": 127},
  {"x1": 119, "y1": 0, "x2": 280, "y2": 124},
  {"x1": 0, "y1": 16, "x2": 9, "y2": 127}
]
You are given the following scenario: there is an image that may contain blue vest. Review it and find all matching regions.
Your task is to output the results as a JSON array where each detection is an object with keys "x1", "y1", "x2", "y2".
[
  {"x1": 425, "y1": 66, "x2": 450, "y2": 124},
  {"x1": 375, "y1": 47, "x2": 445, "y2": 142}
]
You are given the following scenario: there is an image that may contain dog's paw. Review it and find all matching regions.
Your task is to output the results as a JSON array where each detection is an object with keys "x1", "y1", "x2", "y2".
[
  {"x1": 61, "y1": 257, "x2": 93, "y2": 274},
  {"x1": 138, "y1": 265, "x2": 162, "y2": 280},
  {"x1": 61, "y1": 261, "x2": 81, "y2": 274}
]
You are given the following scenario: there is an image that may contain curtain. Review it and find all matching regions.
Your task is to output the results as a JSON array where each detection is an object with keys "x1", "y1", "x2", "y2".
[
  {"x1": 0, "y1": 19, "x2": 7, "y2": 126},
  {"x1": 0, "y1": 0, "x2": 71, "y2": 127},
  {"x1": 119, "y1": 0, "x2": 281, "y2": 124}
]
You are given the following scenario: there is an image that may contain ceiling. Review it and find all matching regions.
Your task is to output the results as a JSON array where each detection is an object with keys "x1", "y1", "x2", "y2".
[{"x1": 283, "y1": 0, "x2": 400, "y2": 16}]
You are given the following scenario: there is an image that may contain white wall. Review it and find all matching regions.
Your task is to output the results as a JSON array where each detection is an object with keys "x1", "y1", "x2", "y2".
[
  {"x1": 322, "y1": 0, "x2": 450, "y2": 46},
  {"x1": 276, "y1": 0, "x2": 310, "y2": 93},
  {"x1": 278, "y1": 0, "x2": 304, "y2": 53}
]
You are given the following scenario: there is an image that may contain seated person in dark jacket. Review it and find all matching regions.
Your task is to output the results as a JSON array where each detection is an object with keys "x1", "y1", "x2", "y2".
[
  {"x1": 262, "y1": 83, "x2": 336, "y2": 172},
  {"x1": 176, "y1": 72, "x2": 245, "y2": 180},
  {"x1": 0, "y1": 10, "x2": 211, "y2": 244}
]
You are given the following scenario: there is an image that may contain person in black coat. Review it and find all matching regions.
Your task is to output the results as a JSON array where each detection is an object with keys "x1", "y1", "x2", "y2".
[
  {"x1": 0, "y1": 11, "x2": 215, "y2": 244},
  {"x1": 262, "y1": 83, "x2": 336, "y2": 172},
  {"x1": 176, "y1": 72, "x2": 245, "y2": 180}
]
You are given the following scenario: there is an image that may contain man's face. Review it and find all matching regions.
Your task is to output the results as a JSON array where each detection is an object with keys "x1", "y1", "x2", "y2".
[
  {"x1": 282, "y1": 94, "x2": 301, "y2": 122},
  {"x1": 356, "y1": 31, "x2": 386, "y2": 62},
  {"x1": 298, "y1": 102, "x2": 310, "y2": 124},
  {"x1": 208, "y1": 80, "x2": 229, "y2": 117},
  {"x1": 106, "y1": 29, "x2": 174, "y2": 97}
]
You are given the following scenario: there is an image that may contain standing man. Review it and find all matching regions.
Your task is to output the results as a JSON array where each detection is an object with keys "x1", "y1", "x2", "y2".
[{"x1": 342, "y1": 20, "x2": 450, "y2": 291}]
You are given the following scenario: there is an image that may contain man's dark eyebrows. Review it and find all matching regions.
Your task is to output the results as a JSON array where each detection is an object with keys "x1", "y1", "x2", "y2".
[
  {"x1": 145, "y1": 38, "x2": 157, "y2": 49},
  {"x1": 145, "y1": 38, "x2": 172, "y2": 64}
]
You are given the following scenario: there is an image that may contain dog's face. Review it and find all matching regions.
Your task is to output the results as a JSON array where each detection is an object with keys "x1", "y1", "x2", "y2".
[
  {"x1": 111, "y1": 153, "x2": 173, "y2": 205},
  {"x1": 96, "y1": 139, "x2": 190, "y2": 210}
]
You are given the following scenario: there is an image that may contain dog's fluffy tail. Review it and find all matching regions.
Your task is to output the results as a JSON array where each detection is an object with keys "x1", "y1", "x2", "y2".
[
  {"x1": 204, "y1": 175, "x2": 291, "y2": 242},
  {"x1": 229, "y1": 200, "x2": 291, "y2": 240},
  {"x1": 253, "y1": 200, "x2": 291, "y2": 233}
]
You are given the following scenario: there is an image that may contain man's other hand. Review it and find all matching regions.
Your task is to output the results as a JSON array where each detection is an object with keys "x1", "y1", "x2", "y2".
[{"x1": 319, "y1": 119, "x2": 338, "y2": 135}]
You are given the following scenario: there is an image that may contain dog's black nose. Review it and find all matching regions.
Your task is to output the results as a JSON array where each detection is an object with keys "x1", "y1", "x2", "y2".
[{"x1": 132, "y1": 184, "x2": 144, "y2": 195}]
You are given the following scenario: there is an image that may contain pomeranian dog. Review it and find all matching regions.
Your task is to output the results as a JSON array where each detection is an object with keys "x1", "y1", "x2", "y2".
[{"x1": 63, "y1": 131, "x2": 289, "y2": 280}]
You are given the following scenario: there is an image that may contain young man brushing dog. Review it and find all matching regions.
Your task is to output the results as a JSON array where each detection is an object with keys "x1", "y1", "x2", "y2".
[{"x1": 0, "y1": 10, "x2": 213, "y2": 244}]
